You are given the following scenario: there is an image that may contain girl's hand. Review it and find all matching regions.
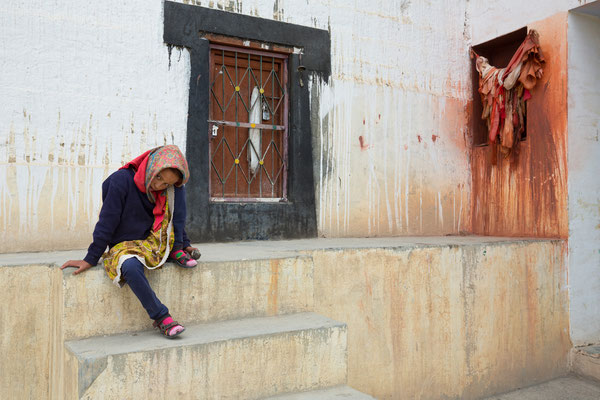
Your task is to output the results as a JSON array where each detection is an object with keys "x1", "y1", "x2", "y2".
[{"x1": 60, "y1": 260, "x2": 93, "y2": 275}]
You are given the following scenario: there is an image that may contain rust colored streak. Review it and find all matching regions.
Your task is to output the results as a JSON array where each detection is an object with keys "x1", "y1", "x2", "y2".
[
  {"x1": 363, "y1": 269, "x2": 373, "y2": 296},
  {"x1": 526, "y1": 260, "x2": 539, "y2": 354},
  {"x1": 417, "y1": 135, "x2": 422, "y2": 143},
  {"x1": 267, "y1": 259, "x2": 279, "y2": 315},
  {"x1": 471, "y1": 14, "x2": 568, "y2": 239},
  {"x1": 432, "y1": 134, "x2": 438, "y2": 142},
  {"x1": 359, "y1": 135, "x2": 370, "y2": 151}
]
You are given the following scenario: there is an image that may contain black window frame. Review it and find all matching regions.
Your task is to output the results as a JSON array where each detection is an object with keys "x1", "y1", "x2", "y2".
[{"x1": 163, "y1": 1, "x2": 331, "y2": 241}]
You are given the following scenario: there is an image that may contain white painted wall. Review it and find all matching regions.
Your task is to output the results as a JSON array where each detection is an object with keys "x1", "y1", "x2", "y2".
[
  {"x1": 567, "y1": 11, "x2": 600, "y2": 345},
  {"x1": 470, "y1": 0, "x2": 589, "y2": 44},
  {"x1": 0, "y1": 0, "x2": 190, "y2": 251},
  {"x1": 1, "y1": 0, "x2": 474, "y2": 251},
  {"x1": 296, "y1": 0, "x2": 472, "y2": 237},
  {"x1": 306, "y1": 1, "x2": 473, "y2": 237},
  {"x1": 176, "y1": 0, "x2": 474, "y2": 238}
]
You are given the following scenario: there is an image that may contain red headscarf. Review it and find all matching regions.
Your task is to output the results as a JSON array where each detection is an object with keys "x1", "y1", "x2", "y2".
[{"x1": 121, "y1": 145, "x2": 190, "y2": 231}]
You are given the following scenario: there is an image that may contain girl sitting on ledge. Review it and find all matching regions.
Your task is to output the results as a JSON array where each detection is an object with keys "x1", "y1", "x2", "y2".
[{"x1": 61, "y1": 145, "x2": 200, "y2": 338}]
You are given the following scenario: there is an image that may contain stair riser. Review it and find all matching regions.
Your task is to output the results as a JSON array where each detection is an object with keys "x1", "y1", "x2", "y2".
[
  {"x1": 63, "y1": 257, "x2": 314, "y2": 340},
  {"x1": 66, "y1": 326, "x2": 347, "y2": 400}
]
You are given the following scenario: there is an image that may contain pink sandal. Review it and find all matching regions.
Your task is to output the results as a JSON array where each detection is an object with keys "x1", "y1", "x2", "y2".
[
  {"x1": 153, "y1": 315, "x2": 185, "y2": 339},
  {"x1": 169, "y1": 249, "x2": 197, "y2": 268}
]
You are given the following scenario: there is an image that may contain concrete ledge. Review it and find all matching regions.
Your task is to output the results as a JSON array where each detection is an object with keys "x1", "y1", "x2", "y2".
[
  {"x1": 0, "y1": 236, "x2": 563, "y2": 266},
  {"x1": 64, "y1": 313, "x2": 347, "y2": 399}
]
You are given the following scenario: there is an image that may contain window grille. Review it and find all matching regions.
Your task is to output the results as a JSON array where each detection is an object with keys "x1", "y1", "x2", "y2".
[{"x1": 209, "y1": 44, "x2": 289, "y2": 202}]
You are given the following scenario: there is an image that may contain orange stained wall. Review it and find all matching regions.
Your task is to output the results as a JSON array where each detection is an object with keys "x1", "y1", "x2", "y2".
[{"x1": 471, "y1": 13, "x2": 568, "y2": 238}]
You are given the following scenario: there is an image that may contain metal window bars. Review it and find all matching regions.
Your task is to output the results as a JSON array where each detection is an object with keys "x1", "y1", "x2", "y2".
[{"x1": 208, "y1": 44, "x2": 289, "y2": 202}]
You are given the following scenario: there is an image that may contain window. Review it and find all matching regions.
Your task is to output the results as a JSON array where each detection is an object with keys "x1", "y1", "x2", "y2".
[
  {"x1": 471, "y1": 27, "x2": 528, "y2": 146},
  {"x1": 163, "y1": 1, "x2": 330, "y2": 241},
  {"x1": 209, "y1": 45, "x2": 289, "y2": 201}
]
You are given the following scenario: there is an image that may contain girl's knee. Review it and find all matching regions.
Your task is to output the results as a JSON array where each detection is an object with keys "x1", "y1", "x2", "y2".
[{"x1": 121, "y1": 258, "x2": 143, "y2": 278}]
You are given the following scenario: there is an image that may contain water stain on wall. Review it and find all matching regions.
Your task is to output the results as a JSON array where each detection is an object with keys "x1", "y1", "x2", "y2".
[
  {"x1": 471, "y1": 14, "x2": 569, "y2": 238},
  {"x1": 311, "y1": 75, "x2": 472, "y2": 237},
  {"x1": 1, "y1": 0, "x2": 475, "y2": 251},
  {"x1": 0, "y1": 110, "x2": 183, "y2": 253}
]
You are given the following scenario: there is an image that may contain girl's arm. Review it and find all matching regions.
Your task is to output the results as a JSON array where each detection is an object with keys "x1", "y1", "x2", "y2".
[
  {"x1": 172, "y1": 185, "x2": 187, "y2": 249},
  {"x1": 63, "y1": 172, "x2": 127, "y2": 274},
  {"x1": 173, "y1": 186, "x2": 198, "y2": 256},
  {"x1": 83, "y1": 174, "x2": 127, "y2": 265}
]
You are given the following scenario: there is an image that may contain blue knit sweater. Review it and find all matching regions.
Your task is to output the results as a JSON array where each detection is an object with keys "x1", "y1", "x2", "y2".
[{"x1": 83, "y1": 168, "x2": 190, "y2": 266}]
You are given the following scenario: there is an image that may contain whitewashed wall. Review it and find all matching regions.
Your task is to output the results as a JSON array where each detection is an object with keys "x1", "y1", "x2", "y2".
[
  {"x1": 470, "y1": 0, "x2": 591, "y2": 44},
  {"x1": 568, "y1": 10, "x2": 600, "y2": 345},
  {"x1": 234, "y1": 0, "x2": 474, "y2": 237},
  {"x1": 1, "y1": 0, "x2": 474, "y2": 252},
  {"x1": 307, "y1": 1, "x2": 472, "y2": 237},
  {"x1": 0, "y1": 0, "x2": 190, "y2": 252}
]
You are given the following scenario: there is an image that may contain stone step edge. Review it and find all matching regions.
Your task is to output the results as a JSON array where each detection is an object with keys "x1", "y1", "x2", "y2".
[
  {"x1": 0, "y1": 237, "x2": 561, "y2": 268},
  {"x1": 66, "y1": 312, "x2": 345, "y2": 360},
  {"x1": 262, "y1": 385, "x2": 376, "y2": 399}
]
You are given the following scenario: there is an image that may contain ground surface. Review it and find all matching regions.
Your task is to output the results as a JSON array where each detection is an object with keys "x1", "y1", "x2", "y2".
[{"x1": 483, "y1": 376, "x2": 600, "y2": 400}]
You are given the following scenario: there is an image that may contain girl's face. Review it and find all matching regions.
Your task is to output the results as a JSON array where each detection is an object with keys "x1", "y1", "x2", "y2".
[{"x1": 149, "y1": 169, "x2": 180, "y2": 192}]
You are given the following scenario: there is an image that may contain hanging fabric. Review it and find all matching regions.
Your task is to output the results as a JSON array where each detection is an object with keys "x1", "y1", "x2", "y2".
[
  {"x1": 472, "y1": 30, "x2": 545, "y2": 159},
  {"x1": 248, "y1": 86, "x2": 262, "y2": 175}
]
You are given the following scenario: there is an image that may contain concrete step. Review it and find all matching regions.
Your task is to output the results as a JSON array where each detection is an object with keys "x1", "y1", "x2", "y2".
[
  {"x1": 64, "y1": 312, "x2": 347, "y2": 400},
  {"x1": 62, "y1": 256, "x2": 314, "y2": 340},
  {"x1": 571, "y1": 345, "x2": 600, "y2": 382},
  {"x1": 263, "y1": 385, "x2": 376, "y2": 399}
]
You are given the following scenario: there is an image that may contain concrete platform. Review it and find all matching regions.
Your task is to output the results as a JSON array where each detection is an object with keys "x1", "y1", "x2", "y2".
[
  {"x1": 0, "y1": 236, "x2": 571, "y2": 400},
  {"x1": 482, "y1": 376, "x2": 600, "y2": 399},
  {"x1": 64, "y1": 312, "x2": 347, "y2": 399},
  {"x1": 264, "y1": 385, "x2": 376, "y2": 399}
]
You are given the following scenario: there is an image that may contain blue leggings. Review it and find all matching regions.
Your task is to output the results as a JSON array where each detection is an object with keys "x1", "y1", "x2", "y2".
[{"x1": 121, "y1": 258, "x2": 169, "y2": 321}]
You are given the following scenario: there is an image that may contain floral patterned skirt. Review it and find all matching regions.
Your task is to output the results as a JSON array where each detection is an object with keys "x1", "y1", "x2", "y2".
[{"x1": 102, "y1": 187, "x2": 174, "y2": 287}]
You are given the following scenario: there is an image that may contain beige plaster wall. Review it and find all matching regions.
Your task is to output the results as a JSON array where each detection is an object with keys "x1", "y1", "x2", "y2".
[
  {"x1": 62, "y1": 256, "x2": 314, "y2": 340},
  {"x1": 0, "y1": 265, "x2": 64, "y2": 400},
  {"x1": 312, "y1": 241, "x2": 570, "y2": 399}
]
